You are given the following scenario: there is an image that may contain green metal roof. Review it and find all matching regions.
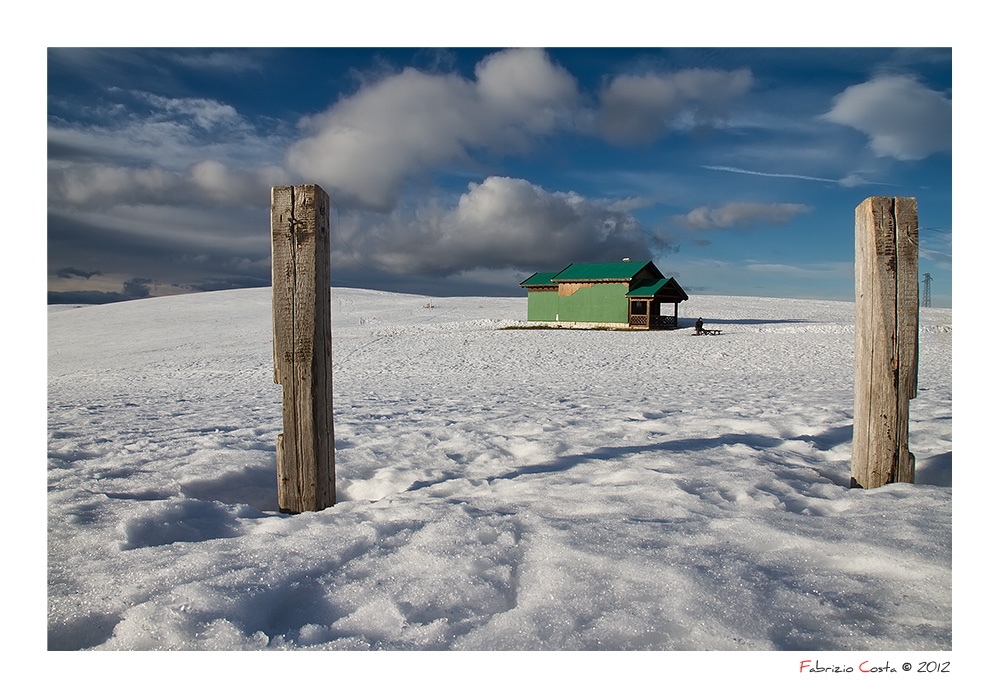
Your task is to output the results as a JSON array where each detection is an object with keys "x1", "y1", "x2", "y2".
[
  {"x1": 625, "y1": 277, "x2": 688, "y2": 300},
  {"x1": 519, "y1": 272, "x2": 559, "y2": 287},
  {"x1": 551, "y1": 261, "x2": 656, "y2": 282}
]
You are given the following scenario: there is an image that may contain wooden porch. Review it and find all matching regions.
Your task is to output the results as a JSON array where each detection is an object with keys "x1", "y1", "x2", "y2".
[
  {"x1": 626, "y1": 276, "x2": 688, "y2": 330},
  {"x1": 628, "y1": 299, "x2": 679, "y2": 329}
]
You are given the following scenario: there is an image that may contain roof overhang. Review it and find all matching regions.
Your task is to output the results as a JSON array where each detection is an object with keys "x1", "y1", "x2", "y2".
[
  {"x1": 626, "y1": 277, "x2": 689, "y2": 301},
  {"x1": 519, "y1": 272, "x2": 559, "y2": 287}
]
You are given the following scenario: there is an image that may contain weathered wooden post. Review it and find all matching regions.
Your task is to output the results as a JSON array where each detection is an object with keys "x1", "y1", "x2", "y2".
[
  {"x1": 852, "y1": 196, "x2": 919, "y2": 488},
  {"x1": 271, "y1": 184, "x2": 335, "y2": 512}
]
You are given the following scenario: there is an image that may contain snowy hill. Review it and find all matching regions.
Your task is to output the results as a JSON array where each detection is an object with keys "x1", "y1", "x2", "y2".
[{"x1": 47, "y1": 287, "x2": 952, "y2": 651}]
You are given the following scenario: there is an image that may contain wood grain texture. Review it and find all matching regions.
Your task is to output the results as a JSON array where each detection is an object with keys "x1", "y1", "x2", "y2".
[
  {"x1": 852, "y1": 196, "x2": 918, "y2": 488},
  {"x1": 894, "y1": 196, "x2": 919, "y2": 484},
  {"x1": 271, "y1": 184, "x2": 335, "y2": 512}
]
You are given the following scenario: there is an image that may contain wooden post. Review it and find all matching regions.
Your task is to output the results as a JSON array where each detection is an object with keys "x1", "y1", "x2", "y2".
[
  {"x1": 271, "y1": 184, "x2": 335, "y2": 512},
  {"x1": 852, "y1": 196, "x2": 919, "y2": 488}
]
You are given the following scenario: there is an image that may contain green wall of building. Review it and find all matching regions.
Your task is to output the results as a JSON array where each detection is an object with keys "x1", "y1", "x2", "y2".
[
  {"x1": 527, "y1": 289, "x2": 559, "y2": 321},
  {"x1": 527, "y1": 284, "x2": 628, "y2": 323}
]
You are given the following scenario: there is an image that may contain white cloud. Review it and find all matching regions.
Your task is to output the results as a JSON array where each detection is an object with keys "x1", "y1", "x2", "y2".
[
  {"x1": 821, "y1": 75, "x2": 951, "y2": 160},
  {"x1": 597, "y1": 68, "x2": 753, "y2": 145},
  {"x1": 49, "y1": 164, "x2": 181, "y2": 206},
  {"x1": 675, "y1": 202, "x2": 813, "y2": 231},
  {"x1": 335, "y1": 176, "x2": 654, "y2": 276},
  {"x1": 167, "y1": 50, "x2": 264, "y2": 73},
  {"x1": 48, "y1": 89, "x2": 287, "y2": 179},
  {"x1": 473, "y1": 47, "x2": 579, "y2": 134},
  {"x1": 49, "y1": 160, "x2": 290, "y2": 208},
  {"x1": 138, "y1": 93, "x2": 243, "y2": 130},
  {"x1": 743, "y1": 260, "x2": 854, "y2": 278},
  {"x1": 189, "y1": 160, "x2": 290, "y2": 205},
  {"x1": 286, "y1": 58, "x2": 756, "y2": 210},
  {"x1": 286, "y1": 49, "x2": 581, "y2": 211},
  {"x1": 61, "y1": 202, "x2": 266, "y2": 256}
]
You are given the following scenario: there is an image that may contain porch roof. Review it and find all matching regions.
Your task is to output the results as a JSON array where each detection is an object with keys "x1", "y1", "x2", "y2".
[{"x1": 626, "y1": 277, "x2": 689, "y2": 300}]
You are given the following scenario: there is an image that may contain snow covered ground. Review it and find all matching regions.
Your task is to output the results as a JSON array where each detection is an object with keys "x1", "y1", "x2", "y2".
[{"x1": 47, "y1": 287, "x2": 952, "y2": 654}]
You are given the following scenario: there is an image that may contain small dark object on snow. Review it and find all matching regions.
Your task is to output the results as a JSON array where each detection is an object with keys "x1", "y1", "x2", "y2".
[{"x1": 693, "y1": 318, "x2": 720, "y2": 335}]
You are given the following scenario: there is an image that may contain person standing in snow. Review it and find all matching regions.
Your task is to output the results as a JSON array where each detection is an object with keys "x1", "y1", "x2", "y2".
[{"x1": 695, "y1": 317, "x2": 704, "y2": 335}]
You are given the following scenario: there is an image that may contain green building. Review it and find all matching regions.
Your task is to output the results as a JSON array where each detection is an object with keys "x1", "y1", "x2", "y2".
[{"x1": 520, "y1": 260, "x2": 688, "y2": 329}]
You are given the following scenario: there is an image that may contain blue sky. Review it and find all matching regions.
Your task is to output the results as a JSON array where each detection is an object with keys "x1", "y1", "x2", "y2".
[{"x1": 47, "y1": 46, "x2": 952, "y2": 306}]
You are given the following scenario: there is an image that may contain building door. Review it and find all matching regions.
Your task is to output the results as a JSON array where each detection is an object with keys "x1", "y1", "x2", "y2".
[{"x1": 629, "y1": 299, "x2": 649, "y2": 327}]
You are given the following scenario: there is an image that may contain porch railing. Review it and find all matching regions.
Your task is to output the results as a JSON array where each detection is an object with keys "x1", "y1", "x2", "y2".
[
  {"x1": 650, "y1": 314, "x2": 678, "y2": 329},
  {"x1": 630, "y1": 313, "x2": 679, "y2": 329}
]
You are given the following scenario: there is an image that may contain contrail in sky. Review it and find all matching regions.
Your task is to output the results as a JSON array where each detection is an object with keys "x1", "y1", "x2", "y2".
[{"x1": 703, "y1": 165, "x2": 898, "y2": 187}]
